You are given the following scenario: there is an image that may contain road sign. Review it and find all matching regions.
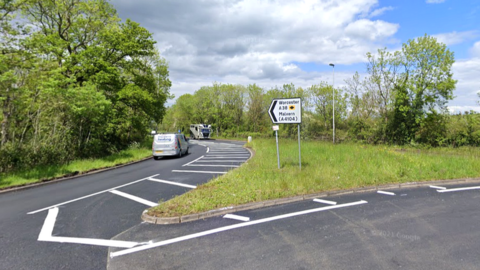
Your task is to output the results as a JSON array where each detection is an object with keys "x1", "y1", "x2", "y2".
[
  {"x1": 272, "y1": 125, "x2": 279, "y2": 131},
  {"x1": 268, "y1": 98, "x2": 302, "y2": 124}
]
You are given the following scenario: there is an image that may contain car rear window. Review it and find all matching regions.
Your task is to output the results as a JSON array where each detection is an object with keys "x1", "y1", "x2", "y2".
[{"x1": 155, "y1": 135, "x2": 173, "y2": 142}]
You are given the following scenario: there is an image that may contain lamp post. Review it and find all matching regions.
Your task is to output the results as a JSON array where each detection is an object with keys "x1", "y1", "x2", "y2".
[{"x1": 329, "y1": 63, "x2": 335, "y2": 144}]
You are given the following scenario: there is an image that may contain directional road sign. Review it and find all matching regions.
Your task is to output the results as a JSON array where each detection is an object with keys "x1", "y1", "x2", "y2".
[{"x1": 268, "y1": 98, "x2": 302, "y2": 124}]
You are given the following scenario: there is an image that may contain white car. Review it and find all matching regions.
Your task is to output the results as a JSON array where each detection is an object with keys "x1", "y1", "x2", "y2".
[{"x1": 152, "y1": 133, "x2": 189, "y2": 160}]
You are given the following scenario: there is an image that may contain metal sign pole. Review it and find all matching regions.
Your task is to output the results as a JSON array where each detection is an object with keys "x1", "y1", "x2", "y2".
[
  {"x1": 275, "y1": 130, "x2": 280, "y2": 169},
  {"x1": 298, "y1": 124, "x2": 301, "y2": 170}
]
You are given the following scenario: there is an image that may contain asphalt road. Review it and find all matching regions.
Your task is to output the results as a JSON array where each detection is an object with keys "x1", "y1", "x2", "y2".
[
  {"x1": 2, "y1": 140, "x2": 480, "y2": 270},
  {"x1": 107, "y1": 183, "x2": 480, "y2": 270},
  {"x1": 0, "y1": 140, "x2": 249, "y2": 270}
]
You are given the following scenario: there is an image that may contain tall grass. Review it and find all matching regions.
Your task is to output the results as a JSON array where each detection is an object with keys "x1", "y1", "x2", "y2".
[
  {"x1": 0, "y1": 147, "x2": 151, "y2": 189},
  {"x1": 149, "y1": 139, "x2": 480, "y2": 217}
]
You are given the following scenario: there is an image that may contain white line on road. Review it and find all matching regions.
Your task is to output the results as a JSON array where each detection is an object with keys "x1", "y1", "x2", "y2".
[
  {"x1": 172, "y1": 170, "x2": 227, "y2": 174},
  {"x1": 437, "y1": 186, "x2": 480, "y2": 193},
  {"x1": 206, "y1": 147, "x2": 209, "y2": 153},
  {"x1": 110, "y1": 200, "x2": 368, "y2": 258},
  {"x1": 182, "y1": 155, "x2": 205, "y2": 167},
  {"x1": 27, "y1": 174, "x2": 160, "y2": 215},
  {"x1": 377, "y1": 190, "x2": 396, "y2": 196},
  {"x1": 186, "y1": 164, "x2": 240, "y2": 168},
  {"x1": 313, "y1": 199, "x2": 337, "y2": 205},
  {"x1": 223, "y1": 214, "x2": 250, "y2": 222},
  {"x1": 38, "y1": 208, "x2": 139, "y2": 248},
  {"x1": 109, "y1": 190, "x2": 158, "y2": 207},
  {"x1": 202, "y1": 157, "x2": 248, "y2": 159},
  {"x1": 194, "y1": 160, "x2": 246, "y2": 163},
  {"x1": 205, "y1": 155, "x2": 250, "y2": 158},
  {"x1": 208, "y1": 151, "x2": 248, "y2": 153},
  {"x1": 429, "y1": 185, "x2": 446, "y2": 190},
  {"x1": 148, "y1": 177, "x2": 197, "y2": 189}
]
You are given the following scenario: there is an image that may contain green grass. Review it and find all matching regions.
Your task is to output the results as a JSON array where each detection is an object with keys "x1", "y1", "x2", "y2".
[
  {"x1": 149, "y1": 139, "x2": 480, "y2": 217},
  {"x1": 0, "y1": 147, "x2": 152, "y2": 189}
]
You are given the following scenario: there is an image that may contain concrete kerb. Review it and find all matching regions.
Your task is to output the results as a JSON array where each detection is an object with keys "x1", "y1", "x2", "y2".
[
  {"x1": 0, "y1": 156, "x2": 152, "y2": 194},
  {"x1": 143, "y1": 177, "x2": 480, "y2": 225}
]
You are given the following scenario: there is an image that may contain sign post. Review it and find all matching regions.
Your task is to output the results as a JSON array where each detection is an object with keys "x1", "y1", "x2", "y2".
[
  {"x1": 273, "y1": 125, "x2": 280, "y2": 169},
  {"x1": 268, "y1": 98, "x2": 302, "y2": 169}
]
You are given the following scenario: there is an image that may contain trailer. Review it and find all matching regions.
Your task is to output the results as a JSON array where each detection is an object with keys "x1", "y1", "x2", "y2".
[{"x1": 190, "y1": 124, "x2": 212, "y2": 139}]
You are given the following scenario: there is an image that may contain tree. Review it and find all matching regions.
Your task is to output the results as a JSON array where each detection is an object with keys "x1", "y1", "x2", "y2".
[
  {"x1": 389, "y1": 34, "x2": 456, "y2": 144},
  {"x1": 363, "y1": 35, "x2": 456, "y2": 144},
  {"x1": 245, "y1": 84, "x2": 264, "y2": 132},
  {"x1": 307, "y1": 82, "x2": 348, "y2": 135}
]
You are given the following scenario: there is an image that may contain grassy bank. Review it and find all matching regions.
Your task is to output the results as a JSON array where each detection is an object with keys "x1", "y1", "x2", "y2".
[
  {"x1": 0, "y1": 147, "x2": 152, "y2": 189},
  {"x1": 149, "y1": 139, "x2": 480, "y2": 217}
]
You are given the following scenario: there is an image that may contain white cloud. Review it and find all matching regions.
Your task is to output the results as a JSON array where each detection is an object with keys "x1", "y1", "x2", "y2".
[
  {"x1": 426, "y1": 0, "x2": 446, "y2": 3},
  {"x1": 345, "y1": 19, "x2": 399, "y2": 41},
  {"x1": 470, "y1": 41, "x2": 480, "y2": 57},
  {"x1": 369, "y1": 6, "x2": 395, "y2": 18},
  {"x1": 112, "y1": 0, "x2": 399, "y2": 95},
  {"x1": 432, "y1": 31, "x2": 478, "y2": 46},
  {"x1": 449, "y1": 57, "x2": 480, "y2": 112}
]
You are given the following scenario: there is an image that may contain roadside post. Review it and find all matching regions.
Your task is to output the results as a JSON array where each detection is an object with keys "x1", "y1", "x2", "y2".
[
  {"x1": 273, "y1": 125, "x2": 280, "y2": 169},
  {"x1": 268, "y1": 97, "x2": 302, "y2": 169}
]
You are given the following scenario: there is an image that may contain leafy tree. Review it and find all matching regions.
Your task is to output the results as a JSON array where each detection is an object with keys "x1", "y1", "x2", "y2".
[
  {"x1": 390, "y1": 34, "x2": 456, "y2": 144},
  {"x1": 245, "y1": 84, "x2": 265, "y2": 133},
  {"x1": 306, "y1": 82, "x2": 348, "y2": 137}
]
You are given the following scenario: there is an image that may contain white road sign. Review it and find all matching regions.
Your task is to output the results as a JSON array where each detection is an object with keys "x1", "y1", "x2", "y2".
[{"x1": 268, "y1": 98, "x2": 302, "y2": 124}]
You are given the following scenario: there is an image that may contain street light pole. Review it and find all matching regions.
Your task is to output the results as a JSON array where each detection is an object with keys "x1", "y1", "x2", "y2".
[{"x1": 329, "y1": 63, "x2": 335, "y2": 144}]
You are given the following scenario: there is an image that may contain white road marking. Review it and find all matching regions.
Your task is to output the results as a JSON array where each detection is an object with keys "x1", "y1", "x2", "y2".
[
  {"x1": 27, "y1": 174, "x2": 160, "y2": 215},
  {"x1": 207, "y1": 147, "x2": 210, "y2": 153},
  {"x1": 377, "y1": 190, "x2": 396, "y2": 196},
  {"x1": 110, "y1": 200, "x2": 368, "y2": 258},
  {"x1": 313, "y1": 199, "x2": 337, "y2": 205},
  {"x1": 109, "y1": 190, "x2": 158, "y2": 207},
  {"x1": 223, "y1": 214, "x2": 250, "y2": 222},
  {"x1": 172, "y1": 170, "x2": 227, "y2": 174},
  {"x1": 208, "y1": 151, "x2": 248, "y2": 153},
  {"x1": 429, "y1": 185, "x2": 446, "y2": 190},
  {"x1": 38, "y1": 208, "x2": 139, "y2": 248},
  {"x1": 205, "y1": 155, "x2": 250, "y2": 158},
  {"x1": 148, "y1": 177, "x2": 197, "y2": 189},
  {"x1": 182, "y1": 155, "x2": 205, "y2": 167},
  {"x1": 202, "y1": 157, "x2": 248, "y2": 159},
  {"x1": 194, "y1": 160, "x2": 246, "y2": 163},
  {"x1": 437, "y1": 186, "x2": 480, "y2": 193},
  {"x1": 186, "y1": 164, "x2": 240, "y2": 168}
]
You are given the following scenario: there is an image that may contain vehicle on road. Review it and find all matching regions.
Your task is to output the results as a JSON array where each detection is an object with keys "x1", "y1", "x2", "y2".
[
  {"x1": 152, "y1": 133, "x2": 189, "y2": 160},
  {"x1": 190, "y1": 124, "x2": 212, "y2": 139}
]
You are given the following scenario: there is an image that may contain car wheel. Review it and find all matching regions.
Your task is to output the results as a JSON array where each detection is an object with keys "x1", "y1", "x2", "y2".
[
  {"x1": 186, "y1": 147, "x2": 189, "y2": 155},
  {"x1": 153, "y1": 156, "x2": 159, "y2": 160}
]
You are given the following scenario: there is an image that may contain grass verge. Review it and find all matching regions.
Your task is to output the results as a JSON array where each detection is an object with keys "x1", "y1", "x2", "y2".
[
  {"x1": 149, "y1": 138, "x2": 480, "y2": 217},
  {"x1": 0, "y1": 147, "x2": 152, "y2": 190}
]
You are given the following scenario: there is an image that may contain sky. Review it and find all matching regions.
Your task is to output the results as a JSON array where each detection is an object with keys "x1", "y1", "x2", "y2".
[{"x1": 112, "y1": 0, "x2": 480, "y2": 112}]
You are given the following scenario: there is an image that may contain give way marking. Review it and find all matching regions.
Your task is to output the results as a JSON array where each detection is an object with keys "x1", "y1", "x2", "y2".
[
  {"x1": 38, "y1": 207, "x2": 141, "y2": 248},
  {"x1": 110, "y1": 200, "x2": 368, "y2": 258}
]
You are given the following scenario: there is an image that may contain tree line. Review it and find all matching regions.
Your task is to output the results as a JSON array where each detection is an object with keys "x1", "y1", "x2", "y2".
[
  {"x1": 0, "y1": 0, "x2": 171, "y2": 173},
  {"x1": 163, "y1": 35, "x2": 480, "y2": 148}
]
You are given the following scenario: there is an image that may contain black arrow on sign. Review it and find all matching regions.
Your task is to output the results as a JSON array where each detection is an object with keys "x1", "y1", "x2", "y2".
[{"x1": 270, "y1": 100, "x2": 277, "y2": 122}]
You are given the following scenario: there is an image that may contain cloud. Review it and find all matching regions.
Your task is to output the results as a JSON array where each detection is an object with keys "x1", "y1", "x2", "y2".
[
  {"x1": 426, "y1": 0, "x2": 446, "y2": 3},
  {"x1": 449, "y1": 57, "x2": 480, "y2": 112},
  {"x1": 369, "y1": 6, "x2": 395, "y2": 18},
  {"x1": 470, "y1": 41, "x2": 480, "y2": 57},
  {"x1": 432, "y1": 31, "x2": 478, "y2": 46},
  {"x1": 345, "y1": 19, "x2": 399, "y2": 41},
  {"x1": 112, "y1": 0, "x2": 399, "y2": 88}
]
